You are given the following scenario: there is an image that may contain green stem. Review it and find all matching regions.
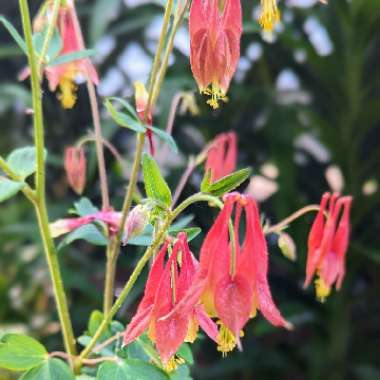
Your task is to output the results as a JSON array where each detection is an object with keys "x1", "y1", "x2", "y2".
[
  {"x1": 38, "y1": 0, "x2": 61, "y2": 70},
  {"x1": 79, "y1": 192, "x2": 222, "y2": 361},
  {"x1": 102, "y1": 0, "x2": 175, "y2": 314},
  {"x1": 19, "y1": 0, "x2": 77, "y2": 358}
]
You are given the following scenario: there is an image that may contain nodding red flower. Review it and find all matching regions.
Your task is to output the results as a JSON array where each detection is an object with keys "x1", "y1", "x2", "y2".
[
  {"x1": 205, "y1": 132, "x2": 237, "y2": 182},
  {"x1": 64, "y1": 146, "x2": 87, "y2": 195},
  {"x1": 189, "y1": 0, "x2": 242, "y2": 109},
  {"x1": 44, "y1": 1, "x2": 99, "y2": 109},
  {"x1": 162, "y1": 193, "x2": 291, "y2": 356},
  {"x1": 304, "y1": 192, "x2": 353, "y2": 302},
  {"x1": 134, "y1": 81, "x2": 155, "y2": 156},
  {"x1": 50, "y1": 205, "x2": 149, "y2": 245},
  {"x1": 123, "y1": 233, "x2": 218, "y2": 369}
]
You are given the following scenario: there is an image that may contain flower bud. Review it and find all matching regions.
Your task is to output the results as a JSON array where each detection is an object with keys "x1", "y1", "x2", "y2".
[
  {"x1": 122, "y1": 205, "x2": 150, "y2": 245},
  {"x1": 64, "y1": 146, "x2": 86, "y2": 195},
  {"x1": 278, "y1": 232, "x2": 297, "y2": 261}
]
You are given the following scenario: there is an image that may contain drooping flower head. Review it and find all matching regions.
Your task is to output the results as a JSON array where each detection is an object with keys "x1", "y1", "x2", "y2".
[
  {"x1": 304, "y1": 192, "x2": 353, "y2": 302},
  {"x1": 163, "y1": 193, "x2": 291, "y2": 356},
  {"x1": 259, "y1": 0, "x2": 281, "y2": 32},
  {"x1": 123, "y1": 233, "x2": 218, "y2": 369},
  {"x1": 134, "y1": 81, "x2": 155, "y2": 155},
  {"x1": 44, "y1": 0, "x2": 99, "y2": 108},
  {"x1": 189, "y1": 0, "x2": 242, "y2": 109},
  {"x1": 205, "y1": 132, "x2": 237, "y2": 182},
  {"x1": 64, "y1": 146, "x2": 87, "y2": 194}
]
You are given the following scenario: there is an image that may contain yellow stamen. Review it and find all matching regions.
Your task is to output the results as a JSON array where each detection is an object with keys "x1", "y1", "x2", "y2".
[
  {"x1": 216, "y1": 322, "x2": 244, "y2": 357},
  {"x1": 58, "y1": 76, "x2": 77, "y2": 109},
  {"x1": 202, "y1": 83, "x2": 228, "y2": 109},
  {"x1": 259, "y1": 0, "x2": 281, "y2": 32},
  {"x1": 164, "y1": 355, "x2": 185, "y2": 372},
  {"x1": 184, "y1": 317, "x2": 199, "y2": 343},
  {"x1": 315, "y1": 274, "x2": 331, "y2": 303}
]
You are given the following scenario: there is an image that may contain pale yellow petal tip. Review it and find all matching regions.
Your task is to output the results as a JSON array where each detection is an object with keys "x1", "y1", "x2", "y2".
[{"x1": 285, "y1": 321, "x2": 294, "y2": 331}]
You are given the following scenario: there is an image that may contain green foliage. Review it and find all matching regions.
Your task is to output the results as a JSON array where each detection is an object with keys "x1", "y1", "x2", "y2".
[
  {"x1": 142, "y1": 153, "x2": 172, "y2": 208},
  {"x1": 0, "y1": 16, "x2": 27, "y2": 53},
  {"x1": 58, "y1": 224, "x2": 108, "y2": 250},
  {"x1": 20, "y1": 358, "x2": 74, "y2": 380},
  {"x1": 49, "y1": 50, "x2": 95, "y2": 67},
  {"x1": 0, "y1": 334, "x2": 47, "y2": 371},
  {"x1": 0, "y1": 177, "x2": 24, "y2": 202},
  {"x1": 6, "y1": 147, "x2": 46, "y2": 180},
  {"x1": 32, "y1": 28, "x2": 62, "y2": 63}
]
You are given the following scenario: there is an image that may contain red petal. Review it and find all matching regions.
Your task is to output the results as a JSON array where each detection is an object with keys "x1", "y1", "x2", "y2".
[
  {"x1": 195, "y1": 306, "x2": 219, "y2": 342},
  {"x1": 123, "y1": 305, "x2": 154, "y2": 346}
]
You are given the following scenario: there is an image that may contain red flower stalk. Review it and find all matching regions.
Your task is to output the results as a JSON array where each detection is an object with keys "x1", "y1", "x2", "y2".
[
  {"x1": 304, "y1": 192, "x2": 353, "y2": 301},
  {"x1": 163, "y1": 193, "x2": 291, "y2": 356},
  {"x1": 64, "y1": 146, "x2": 87, "y2": 195},
  {"x1": 134, "y1": 81, "x2": 155, "y2": 156},
  {"x1": 45, "y1": 1, "x2": 99, "y2": 108},
  {"x1": 50, "y1": 205, "x2": 149, "y2": 245},
  {"x1": 205, "y1": 132, "x2": 237, "y2": 182},
  {"x1": 189, "y1": 0, "x2": 242, "y2": 109},
  {"x1": 123, "y1": 233, "x2": 218, "y2": 368}
]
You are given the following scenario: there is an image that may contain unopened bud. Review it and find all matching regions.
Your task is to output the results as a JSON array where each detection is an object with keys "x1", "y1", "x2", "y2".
[
  {"x1": 278, "y1": 232, "x2": 297, "y2": 261},
  {"x1": 64, "y1": 146, "x2": 87, "y2": 195},
  {"x1": 325, "y1": 165, "x2": 344, "y2": 193},
  {"x1": 134, "y1": 81, "x2": 150, "y2": 122},
  {"x1": 122, "y1": 205, "x2": 150, "y2": 245},
  {"x1": 50, "y1": 219, "x2": 71, "y2": 238}
]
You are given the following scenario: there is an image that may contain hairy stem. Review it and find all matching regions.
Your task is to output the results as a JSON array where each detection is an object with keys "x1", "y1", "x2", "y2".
[{"x1": 19, "y1": 0, "x2": 77, "y2": 359}]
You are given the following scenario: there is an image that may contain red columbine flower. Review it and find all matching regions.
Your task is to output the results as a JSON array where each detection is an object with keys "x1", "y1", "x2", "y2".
[
  {"x1": 163, "y1": 193, "x2": 291, "y2": 356},
  {"x1": 304, "y1": 192, "x2": 353, "y2": 302},
  {"x1": 45, "y1": 0, "x2": 99, "y2": 108},
  {"x1": 134, "y1": 81, "x2": 155, "y2": 156},
  {"x1": 50, "y1": 205, "x2": 149, "y2": 244},
  {"x1": 64, "y1": 146, "x2": 87, "y2": 195},
  {"x1": 205, "y1": 132, "x2": 237, "y2": 182},
  {"x1": 189, "y1": 0, "x2": 242, "y2": 109},
  {"x1": 123, "y1": 233, "x2": 218, "y2": 369}
]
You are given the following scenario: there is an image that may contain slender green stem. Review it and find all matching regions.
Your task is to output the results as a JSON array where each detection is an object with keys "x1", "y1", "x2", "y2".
[
  {"x1": 78, "y1": 192, "x2": 222, "y2": 361},
  {"x1": 19, "y1": 0, "x2": 76, "y2": 359},
  {"x1": 264, "y1": 205, "x2": 321, "y2": 235},
  {"x1": 38, "y1": 0, "x2": 61, "y2": 70}
]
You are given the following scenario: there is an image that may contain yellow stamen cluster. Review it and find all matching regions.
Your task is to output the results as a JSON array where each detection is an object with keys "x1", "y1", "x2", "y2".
[
  {"x1": 216, "y1": 322, "x2": 244, "y2": 357},
  {"x1": 165, "y1": 356, "x2": 186, "y2": 372},
  {"x1": 315, "y1": 274, "x2": 331, "y2": 303},
  {"x1": 259, "y1": 0, "x2": 281, "y2": 32},
  {"x1": 58, "y1": 75, "x2": 77, "y2": 109},
  {"x1": 202, "y1": 83, "x2": 228, "y2": 109}
]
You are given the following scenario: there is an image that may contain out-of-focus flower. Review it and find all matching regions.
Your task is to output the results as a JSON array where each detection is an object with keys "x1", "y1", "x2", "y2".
[
  {"x1": 260, "y1": 162, "x2": 279, "y2": 179},
  {"x1": 325, "y1": 165, "x2": 345, "y2": 193},
  {"x1": 189, "y1": 0, "x2": 242, "y2": 108},
  {"x1": 50, "y1": 206, "x2": 149, "y2": 244},
  {"x1": 304, "y1": 193, "x2": 353, "y2": 302},
  {"x1": 362, "y1": 179, "x2": 378, "y2": 196},
  {"x1": 259, "y1": 0, "x2": 281, "y2": 31},
  {"x1": 205, "y1": 132, "x2": 237, "y2": 181},
  {"x1": 64, "y1": 146, "x2": 86, "y2": 195},
  {"x1": 123, "y1": 233, "x2": 218, "y2": 369},
  {"x1": 134, "y1": 81, "x2": 155, "y2": 155},
  {"x1": 163, "y1": 193, "x2": 291, "y2": 356},
  {"x1": 247, "y1": 175, "x2": 278, "y2": 202}
]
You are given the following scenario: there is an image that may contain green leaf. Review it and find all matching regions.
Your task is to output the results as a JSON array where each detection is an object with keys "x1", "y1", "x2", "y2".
[
  {"x1": 96, "y1": 359, "x2": 169, "y2": 380},
  {"x1": 107, "y1": 97, "x2": 139, "y2": 119},
  {"x1": 105, "y1": 98, "x2": 146, "y2": 133},
  {"x1": 88, "y1": 310, "x2": 104, "y2": 337},
  {"x1": 207, "y1": 168, "x2": 251, "y2": 196},
  {"x1": 74, "y1": 198, "x2": 99, "y2": 216},
  {"x1": 150, "y1": 126, "x2": 178, "y2": 153},
  {"x1": 200, "y1": 169, "x2": 212, "y2": 193},
  {"x1": 0, "y1": 16, "x2": 27, "y2": 54},
  {"x1": 20, "y1": 358, "x2": 74, "y2": 380},
  {"x1": 169, "y1": 227, "x2": 201, "y2": 242},
  {"x1": 176, "y1": 344, "x2": 193, "y2": 365},
  {"x1": 0, "y1": 177, "x2": 24, "y2": 202},
  {"x1": 6, "y1": 147, "x2": 47, "y2": 179},
  {"x1": 49, "y1": 49, "x2": 95, "y2": 67},
  {"x1": 33, "y1": 28, "x2": 62, "y2": 62},
  {"x1": 58, "y1": 224, "x2": 108, "y2": 250},
  {"x1": 0, "y1": 334, "x2": 47, "y2": 371},
  {"x1": 169, "y1": 365, "x2": 192, "y2": 380},
  {"x1": 142, "y1": 154, "x2": 172, "y2": 207}
]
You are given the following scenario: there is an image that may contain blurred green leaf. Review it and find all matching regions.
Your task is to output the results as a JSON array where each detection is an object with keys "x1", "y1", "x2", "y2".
[
  {"x1": 74, "y1": 198, "x2": 99, "y2": 217},
  {"x1": 0, "y1": 177, "x2": 24, "y2": 202},
  {"x1": 58, "y1": 224, "x2": 108, "y2": 250},
  {"x1": 49, "y1": 49, "x2": 95, "y2": 67},
  {"x1": 6, "y1": 147, "x2": 46, "y2": 180},
  {"x1": 206, "y1": 168, "x2": 251, "y2": 196},
  {"x1": 88, "y1": 310, "x2": 104, "y2": 337},
  {"x1": 32, "y1": 28, "x2": 62, "y2": 62},
  {"x1": 20, "y1": 358, "x2": 74, "y2": 380},
  {"x1": 0, "y1": 16, "x2": 27, "y2": 54},
  {"x1": 150, "y1": 126, "x2": 178, "y2": 153},
  {"x1": 0, "y1": 334, "x2": 47, "y2": 371}
]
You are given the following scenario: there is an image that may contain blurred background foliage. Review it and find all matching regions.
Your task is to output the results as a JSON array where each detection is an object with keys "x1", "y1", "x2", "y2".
[{"x1": 1, "y1": 0, "x2": 380, "y2": 379}]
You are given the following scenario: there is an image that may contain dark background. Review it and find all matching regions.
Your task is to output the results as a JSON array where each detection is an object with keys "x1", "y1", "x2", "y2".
[{"x1": 1, "y1": 0, "x2": 380, "y2": 379}]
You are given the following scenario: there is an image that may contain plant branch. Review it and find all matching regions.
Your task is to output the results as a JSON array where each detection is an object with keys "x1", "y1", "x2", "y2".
[{"x1": 19, "y1": 0, "x2": 77, "y2": 360}]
